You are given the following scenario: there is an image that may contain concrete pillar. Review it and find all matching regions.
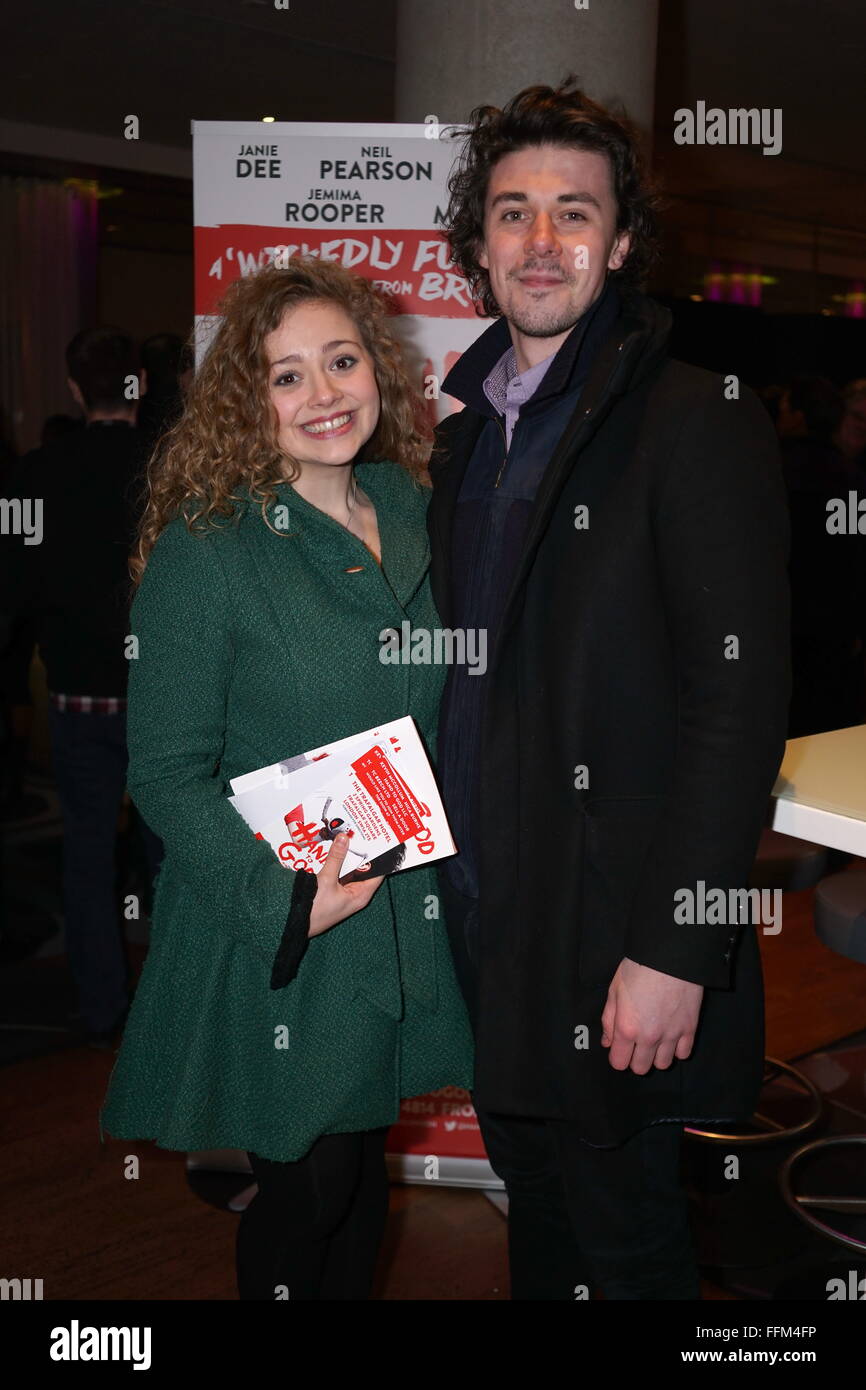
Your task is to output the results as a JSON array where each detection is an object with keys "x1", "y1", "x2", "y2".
[{"x1": 394, "y1": 0, "x2": 659, "y2": 140}]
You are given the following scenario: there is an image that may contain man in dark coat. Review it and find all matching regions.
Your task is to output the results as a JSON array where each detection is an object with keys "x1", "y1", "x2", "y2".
[{"x1": 428, "y1": 80, "x2": 791, "y2": 1299}]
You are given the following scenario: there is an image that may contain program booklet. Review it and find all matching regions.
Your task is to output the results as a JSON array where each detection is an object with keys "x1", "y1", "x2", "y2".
[{"x1": 228, "y1": 715, "x2": 455, "y2": 881}]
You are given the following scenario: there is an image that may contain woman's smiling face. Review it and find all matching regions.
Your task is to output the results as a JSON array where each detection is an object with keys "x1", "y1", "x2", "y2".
[{"x1": 264, "y1": 299, "x2": 381, "y2": 473}]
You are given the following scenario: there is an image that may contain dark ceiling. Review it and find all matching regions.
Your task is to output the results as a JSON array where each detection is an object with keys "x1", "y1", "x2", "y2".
[
  {"x1": 5, "y1": 0, "x2": 397, "y2": 139},
  {"x1": 654, "y1": 0, "x2": 866, "y2": 235},
  {"x1": 2, "y1": 0, "x2": 864, "y2": 248}
]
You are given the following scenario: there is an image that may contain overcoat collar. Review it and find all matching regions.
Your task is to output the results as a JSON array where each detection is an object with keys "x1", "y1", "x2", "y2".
[
  {"x1": 442, "y1": 277, "x2": 621, "y2": 419},
  {"x1": 428, "y1": 286, "x2": 672, "y2": 635}
]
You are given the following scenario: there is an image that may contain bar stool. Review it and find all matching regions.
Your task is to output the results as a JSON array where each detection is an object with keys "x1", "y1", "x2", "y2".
[
  {"x1": 746, "y1": 828, "x2": 830, "y2": 893},
  {"x1": 683, "y1": 830, "x2": 828, "y2": 1276},
  {"x1": 779, "y1": 866, "x2": 866, "y2": 1254},
  {"x1": 813, "y1": 866, "x2": 866, "y2": 965},
  {"x1": 686, "y1": 828, "x2": 827, "y2": 1146}
]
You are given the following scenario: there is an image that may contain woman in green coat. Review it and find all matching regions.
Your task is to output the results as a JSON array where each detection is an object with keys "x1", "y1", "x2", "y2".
[{"x1": 99, "y1": 258, "x2": 474, "y2": 1300}]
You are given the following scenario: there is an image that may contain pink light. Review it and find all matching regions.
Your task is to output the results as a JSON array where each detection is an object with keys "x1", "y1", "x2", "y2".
[
  {"x1": 704, "y1": 261, "x2": 724, "y2": 302},
  {"x1": 728, "y1": 264, "x2": 746, "y2": 305}
]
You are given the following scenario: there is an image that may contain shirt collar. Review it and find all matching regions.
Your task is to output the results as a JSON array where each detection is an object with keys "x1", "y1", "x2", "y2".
[
  {"x1": 443, "y1": 277, "x2": 620, "y2": 417},
  {"x1": 482, "y1": 343, "x2": 558, "y2": 417}
]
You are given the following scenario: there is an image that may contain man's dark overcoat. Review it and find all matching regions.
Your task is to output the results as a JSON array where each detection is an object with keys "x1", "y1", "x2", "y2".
[{"x1": 427, "y1": 288, "x2": 792, "y2": 1142}]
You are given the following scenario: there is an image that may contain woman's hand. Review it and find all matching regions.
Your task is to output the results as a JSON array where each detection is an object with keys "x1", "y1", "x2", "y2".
[{"x1": 307, "y1": 832, "x2": 386, "y2": 937}]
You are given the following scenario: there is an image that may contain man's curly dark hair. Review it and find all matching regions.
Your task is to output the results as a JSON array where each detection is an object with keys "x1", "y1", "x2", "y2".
[{"x1": 443, "y1": 77, "x2": 663, "y2": 318}]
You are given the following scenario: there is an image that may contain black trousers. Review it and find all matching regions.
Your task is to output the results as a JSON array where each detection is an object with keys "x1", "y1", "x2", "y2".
[
  {"x1": 236, "y1": 1127, "x2": 390, "y2": 1300},
  {"x1": 438, "y1": 869, "x2": 701, "y2": 1300}
]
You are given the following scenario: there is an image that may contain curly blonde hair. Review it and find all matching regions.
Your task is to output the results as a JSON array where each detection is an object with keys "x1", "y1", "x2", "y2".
[{"x1": 131, "y1": 258, "x2": 433, "y2": 585}]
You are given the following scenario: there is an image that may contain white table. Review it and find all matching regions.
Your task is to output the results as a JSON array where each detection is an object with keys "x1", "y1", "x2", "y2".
[{"x1": 771, "y1": 724, "x2": 866, "y2": 857}]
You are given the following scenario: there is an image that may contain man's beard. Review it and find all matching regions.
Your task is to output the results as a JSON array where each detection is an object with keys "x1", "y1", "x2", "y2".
[
  {"x1": 502, "y1": 275, "x2": 589, "y2": 338},
  {"x1": 507, "y1": 301, "x2": 585, "y2": 338},
  {"x1": 509, "y1": 306, "x2": 582, "y2": 338}
]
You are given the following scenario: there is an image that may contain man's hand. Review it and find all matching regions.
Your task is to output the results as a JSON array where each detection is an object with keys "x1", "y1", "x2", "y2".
[{"x1": 601, "y1": 957, "x2": 704, "y2": 1074}]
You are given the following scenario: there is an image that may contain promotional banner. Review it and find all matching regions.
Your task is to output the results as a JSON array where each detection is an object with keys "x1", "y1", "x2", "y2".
[
  {"x1": 192, "y1": 119, "x2": 489, "y2": 424},
  {"x1": 192, "y1": 120, "x2": 498, "y2": 1188}
]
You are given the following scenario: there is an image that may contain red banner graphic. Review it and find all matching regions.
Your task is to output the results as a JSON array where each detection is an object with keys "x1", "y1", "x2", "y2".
[
  {"x1": 194, "y1": 225, "x2": 478, "y2": 318},
  {"x1": 389, "y1": 1087, "x2": 488, "y2": 1159}
]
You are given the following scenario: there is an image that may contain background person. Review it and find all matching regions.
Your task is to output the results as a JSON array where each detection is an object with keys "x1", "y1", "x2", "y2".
[{"x1": 0, "y1": 326, "x2": 158, "y2": 1045}]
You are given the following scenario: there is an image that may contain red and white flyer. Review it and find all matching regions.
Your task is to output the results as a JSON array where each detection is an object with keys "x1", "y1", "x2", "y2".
[{"x1": 228, "y1": 715, "x2": 455, "y2": 881}]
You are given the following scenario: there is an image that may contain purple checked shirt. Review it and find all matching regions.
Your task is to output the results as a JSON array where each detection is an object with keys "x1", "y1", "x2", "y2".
[{"x1": 482, "y1": 344, "x2": 558, "y2": 449}]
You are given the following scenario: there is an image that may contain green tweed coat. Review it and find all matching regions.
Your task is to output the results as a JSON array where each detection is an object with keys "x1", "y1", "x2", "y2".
[{"x1": 99, "y1": 460, "x2": 474, "y2": 1162}]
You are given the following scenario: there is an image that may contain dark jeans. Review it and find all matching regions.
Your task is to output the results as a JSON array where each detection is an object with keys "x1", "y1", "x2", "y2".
[
  {"x1": 48, "y1": 706, "x2": 162, "y2": 1034},
  {"x1": 236, "y1": 1128, "x2": 391, "y2": 1300},
  {"x1": 438, "y1": 867, "x2": 701, "y2": 1300}
]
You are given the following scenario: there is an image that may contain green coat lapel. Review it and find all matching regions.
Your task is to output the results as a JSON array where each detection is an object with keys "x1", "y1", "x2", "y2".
[{"x1": 234, "y1": 461, "x2": 430, "y2": 631}]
